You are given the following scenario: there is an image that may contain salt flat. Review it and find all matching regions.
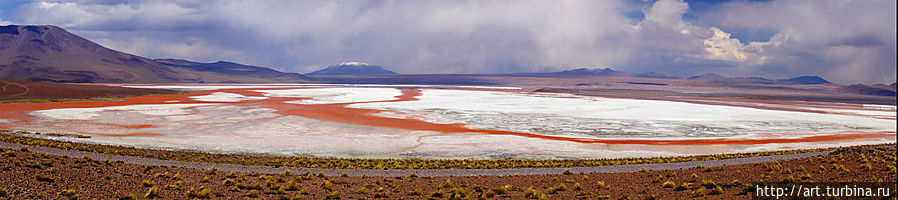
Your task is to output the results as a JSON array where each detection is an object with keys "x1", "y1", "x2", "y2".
[{"x1": 2, "y1": 84, "x2": 894, "y2": 159}]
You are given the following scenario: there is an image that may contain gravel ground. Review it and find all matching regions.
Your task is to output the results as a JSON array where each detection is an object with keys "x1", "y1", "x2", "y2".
[{"x1": 0, "y1": 141, "x2": 831, "y2": 177}]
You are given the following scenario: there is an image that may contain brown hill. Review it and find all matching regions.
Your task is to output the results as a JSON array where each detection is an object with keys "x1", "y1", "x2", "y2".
[
  {"x1": 0, "y1": 25, "x2": 307, "y2": 83},
  {"x1": 155, "y1": 59, "x2": 307, "y2": 82}
]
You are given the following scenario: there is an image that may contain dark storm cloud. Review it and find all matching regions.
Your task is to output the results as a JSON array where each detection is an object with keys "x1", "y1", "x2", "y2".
[{"x1": 12, "y1": 0, "x2": 897, "y2": 84}]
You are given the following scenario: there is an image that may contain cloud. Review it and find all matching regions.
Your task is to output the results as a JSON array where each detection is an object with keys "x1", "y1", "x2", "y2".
[
  {"x1": 699, "y1": 0, "x2": 897, "y2": 84},
  {"x1": 11, "y1": 0, "x2": 896, "y2": 84}
]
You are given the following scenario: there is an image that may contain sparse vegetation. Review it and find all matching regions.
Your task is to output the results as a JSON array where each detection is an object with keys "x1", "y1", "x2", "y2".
[
  {"x1": 0, "y1": 131, "x2": 855, "y2": 170},
  {"x1": 0, "y1": 131, "x2": 893, "y2": 199}
]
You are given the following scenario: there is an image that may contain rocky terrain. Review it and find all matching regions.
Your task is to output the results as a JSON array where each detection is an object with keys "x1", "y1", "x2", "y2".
[{"x1": 0, "y1": 136, "x2": 893, "y2": 199}]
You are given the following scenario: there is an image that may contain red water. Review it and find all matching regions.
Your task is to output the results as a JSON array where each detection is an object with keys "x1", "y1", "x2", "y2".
[{"x1": 0, "y1": 86, "x2": 894, "y2": 145}]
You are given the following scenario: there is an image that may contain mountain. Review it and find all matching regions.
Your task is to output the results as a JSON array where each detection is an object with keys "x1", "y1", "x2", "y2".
[
  {"x1": 306, "y1": 62, "x2": 396, "y2": 75},
  {"x1": 155, "y1": 59, "x2": 306, "y2": 81},
  {"x1": 779, "y1": 76, "x2": 831, "y2": 85},
  {"x1": 839, "y1": 84, "x2": 897, "y2": 96},
  {"x1": 0, "y1": 25, "x2": 307, "y2": 83},
  {"x1": 687, "y1": 73, "x2": 728, "y2": 81},
  {"x1": 687, "y1": 74, "x2": 831, "y2": 85},
  {"x1": 634, "y1": 72, "x2": 683, "y2": 79},
  {"x1": 550, "y1": 68, "x2": 632, "y2": 76}
]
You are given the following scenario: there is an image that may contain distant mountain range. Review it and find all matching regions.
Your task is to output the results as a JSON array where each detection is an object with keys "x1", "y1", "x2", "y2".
[
  {"x1": 542, "y1": 67, "x2": 894, "y2": 96},
  {"x1": 0, "y1": 25, "x2": 307, "y2": 83},
  {"x1": 306, "y1": 62, "x2": 397, "y2": 75},
  {"x1": 548, "y1": 68, "x2": 835, "y2": 85}
]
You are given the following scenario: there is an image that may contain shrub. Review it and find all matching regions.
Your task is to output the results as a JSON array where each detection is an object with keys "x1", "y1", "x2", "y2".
[
  {"x1": 562, "y1": 169, "x2": 573, "y2": 175},
  {"x1": 222, "y1": 178, "x2": 235, "y2": 186},
  {"x1": 237, "y1": 182, "x2": 262, "y2": 190},
  {"x1": 691, "y1": 188, "x2": 705, "y2": 197},
  {"x1": 861, "y1": 163, "x2": 873, "y2": 170},
  {"x1": 547, "y1": 184, "x2": 567, "y2": 194},
  {"x1": 440, "y1": 179, "x2": 454, "y2": 188},
  {"x1": 409, "y1": 189, "x2": 423, "y2": 196},
  {"x1": 700, "y1": 180, "x2": 717, "y2": 189},
  {"x1": 430, "y1": 189, "x2": 445, "y2": 198},
  {"x1": 163, "y1": 181, "x2": 182, "y2": 190},
  {"x1": 447, "y1": 187, "x2": 468, "y2": 200},
  {"x1": 144, "y1": 186, "x2": 160, "y2": 198},
  {"x1": 118, "y1": 193, "x2": 136, "y2": 200},
  {"x1": 185, "y1": 188, "x2": 211, "y2": 199},
  {"x1": 281, "y1": 169, "x2": 292, "y2": 176},
  {"x1": 781, "y1": 175, "x2": 795, "y2": 183},
  {"x1": 573, "y1": 182, "x2": 582, "y2": 191},
  {"x1": 709, "y1": 186, "x2": 724, "y2": 195},
  {"x1": 285, "y1": 180, "x2": 300, "y2": 191},
  {"x1": 491, "y1": 185, "x2": 512, "y2": 195},
  {"x1": 0, "y1": 187, "x2": 6, "y2": 197},
  {"x1": 243, "y1": 190, "x2": 260, "y2": 198},
  {"x1": 675, "y1": 183, "x2": 691, "y2": 191},
  {"x1": 596, "y1": 181, "x2": 607, "y2": 189},
  {"x1": 325, "y1": 191, "x2": 340, "y2": 199},
  {"x1": 321, "y1": 180, "x2": 333, "y2": 189},
  {"x1": 523, "y1": 187, "x2": 544, "y2": 199},
  {"x1": 662, "y1": 181, "x2": 676, "y2": 188},
  {"x1": 35, "y1": 174, "x2": 55, "y2": 182},
  {"x1": 730, "y1": 179, "x2": 741, "y2": 186},
  {"x1": 58, "y1": 189, "x2": 77, "y2": 197},
  {"x1": 20, "y1": 145, "x2": 28, "y2": 152}
]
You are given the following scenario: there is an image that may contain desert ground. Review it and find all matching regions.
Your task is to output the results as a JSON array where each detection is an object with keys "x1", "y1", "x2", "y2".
[{"x1": 1, "y1": 135, "x2": 894, "y2": 199}]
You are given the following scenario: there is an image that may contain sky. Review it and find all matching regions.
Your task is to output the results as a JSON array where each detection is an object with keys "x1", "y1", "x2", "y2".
[{"x1": 1, "y1": 0, "x2": 895, "y2": 84}]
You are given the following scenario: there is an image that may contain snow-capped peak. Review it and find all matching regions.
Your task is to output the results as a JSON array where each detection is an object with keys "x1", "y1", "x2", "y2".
[{"x1": 338, "y1": 61, "x2": 370, "y2": 66}]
